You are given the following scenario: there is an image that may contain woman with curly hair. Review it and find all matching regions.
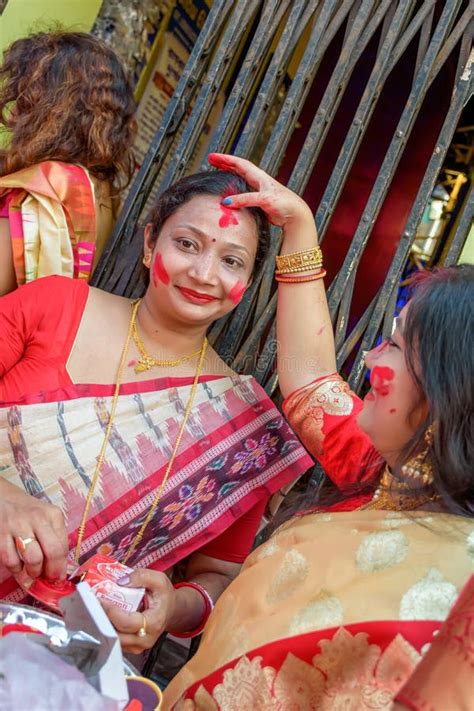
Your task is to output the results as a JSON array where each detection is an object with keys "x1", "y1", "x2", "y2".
[{"x1": 0, "y1": 31, "x2": 136, "y2": 295}]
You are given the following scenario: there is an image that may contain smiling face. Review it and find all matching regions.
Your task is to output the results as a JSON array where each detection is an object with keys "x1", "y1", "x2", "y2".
[
  {"x1": 357, "y1": 305, "x2": 428, "y2": 463},
  {"x1": 143, "y1": 194, "x2": 258, "y2": 327}
]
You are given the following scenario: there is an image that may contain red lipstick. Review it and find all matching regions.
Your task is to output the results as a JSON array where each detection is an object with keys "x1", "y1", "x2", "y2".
[{"x1": 177, "y1": 287, "x2": 218, "y2": 304}]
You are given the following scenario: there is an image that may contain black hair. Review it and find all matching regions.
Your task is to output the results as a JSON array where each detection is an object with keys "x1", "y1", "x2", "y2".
[
  {"x1": 398, "y1": 264, "x2": 474, "y2": 516},
  {"x1": 269, "y1": 264, "x2": 474, "y2": 533}
]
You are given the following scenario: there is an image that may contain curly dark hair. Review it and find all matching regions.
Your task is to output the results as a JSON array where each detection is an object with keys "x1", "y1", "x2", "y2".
[
  {"x1": 0, "y1": 31, "x2": 136, "y2": 189},
  {"x1": 146, "y1": 170, "x2": 271, "y2": 278}
]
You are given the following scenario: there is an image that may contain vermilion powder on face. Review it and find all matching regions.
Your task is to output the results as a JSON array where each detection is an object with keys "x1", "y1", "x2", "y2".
[
  {"x1": 370, "y1": 365, "x2": 395, "y2": 397},
  {"x1": 152, "y1": 253, "x2": 170, "y2": 287},
  {"x1": 228, "y1": 281, "x2": 246, "y2": 304},
  {"x1": 219, "y1": 204, "x2": 239, "y2": 228}
]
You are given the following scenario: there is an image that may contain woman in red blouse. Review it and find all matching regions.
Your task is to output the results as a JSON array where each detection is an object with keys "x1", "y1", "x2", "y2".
[{"x1": 0, "y1": 169, "x2": 312, "y2": 654}]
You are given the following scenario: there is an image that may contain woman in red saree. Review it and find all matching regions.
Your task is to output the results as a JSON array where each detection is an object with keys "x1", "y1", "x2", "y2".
[
  {"x1": 0, "y1": 169, "x2": 312, "y2": 653},
  {"x1": 162, "y1": 155, "x2": 473, "y2": 709},
  {"x1": 0, "y1": 31, "x2": 136, "y2": 295}
]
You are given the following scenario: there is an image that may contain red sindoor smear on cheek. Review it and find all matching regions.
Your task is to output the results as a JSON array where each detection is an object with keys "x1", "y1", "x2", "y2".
[
  {"x1": 219, "y1": 204, "x2": 239, "y2": 228},
  {"x1": 370, "y1": 366, "x2": 395, "y2": 397},
  {"x1": 152, "y1": 253, "x2": 170, "y2": 286},
  {"x1": 228, "y1": 281, "x2": 246, "y2": 304}
]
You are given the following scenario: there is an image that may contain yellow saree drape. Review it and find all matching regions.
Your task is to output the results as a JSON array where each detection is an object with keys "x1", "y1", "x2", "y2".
[{"x1": 163, "y1": 509, "x2": 474, "y2": 709}]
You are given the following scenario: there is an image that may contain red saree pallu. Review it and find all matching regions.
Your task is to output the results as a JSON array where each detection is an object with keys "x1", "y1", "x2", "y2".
[{"x1": 0, "y1": 374, "x2": 312, "y2": 603}]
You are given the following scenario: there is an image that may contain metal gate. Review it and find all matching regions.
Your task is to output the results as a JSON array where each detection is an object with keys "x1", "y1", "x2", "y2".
[{"x1": 92, "y1": 0, "x2": 473, "y2": 396}]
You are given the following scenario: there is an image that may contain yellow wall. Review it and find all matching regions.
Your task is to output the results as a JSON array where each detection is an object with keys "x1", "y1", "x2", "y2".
[{"x1": 0, "y1": 0, "x2": 102, "y2": 53}]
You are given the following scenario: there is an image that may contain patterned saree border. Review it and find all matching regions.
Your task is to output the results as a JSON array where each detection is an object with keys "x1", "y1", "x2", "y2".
[
  {"x1": 178, "y1": 619, "x2": 441, "y2": 709},
  {"x1": 76, "y1": 407, "x2": 307, "y2": 569}
]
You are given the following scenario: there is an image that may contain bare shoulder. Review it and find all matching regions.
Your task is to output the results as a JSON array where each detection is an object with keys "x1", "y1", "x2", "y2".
[
  {"x1": 78, "y1": 286, "x2": 133, "y2": 341},
  {"x1": 87, "y1": 286, "x2": 131, "y2": 316}
]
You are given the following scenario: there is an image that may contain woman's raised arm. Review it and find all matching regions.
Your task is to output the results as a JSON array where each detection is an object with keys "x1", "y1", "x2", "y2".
[{"x1": 208, "y1": 153, "x2": 336, "y2": 397}]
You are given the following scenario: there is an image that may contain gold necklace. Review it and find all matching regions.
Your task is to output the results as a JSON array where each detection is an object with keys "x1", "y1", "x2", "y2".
[
  {"x1": 362, "y1": 465, "x2": 440, "y2": 512},
  {"x1": 74, "y1": 299, "x2": 208, "y2": 565},
  {"x1": 132, "y1": 303, "x2": 206, "y2": 373}
]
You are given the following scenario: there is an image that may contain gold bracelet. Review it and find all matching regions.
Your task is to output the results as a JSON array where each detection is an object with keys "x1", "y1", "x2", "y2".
[
  {"x1": 276, "y1": 269, "x2": 326, "y2": 284},
  {"x1": 275, "y1": 262, "x2": 322, "y2": 275},
  {"x1": 275, "y1": 246, "x2": 322, "y2": 274}
]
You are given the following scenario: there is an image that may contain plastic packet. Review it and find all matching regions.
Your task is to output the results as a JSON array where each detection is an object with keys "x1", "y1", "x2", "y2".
[{"x1": 0, "y1": 634, "x2": 120, "y2": 711}]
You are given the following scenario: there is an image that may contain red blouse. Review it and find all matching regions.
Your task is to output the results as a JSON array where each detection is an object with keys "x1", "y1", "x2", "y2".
[
  {"x1": 0, "y1": 276, "x2": 267, "y2": 563},
  {"x1": 283, "y1": 372, "x2": 383, "y2": 510}
]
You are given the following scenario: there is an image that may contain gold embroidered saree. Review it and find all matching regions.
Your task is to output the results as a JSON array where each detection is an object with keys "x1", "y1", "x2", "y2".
[{"x1": 163, "y1": 509, "x2": 474, "y2": 709}]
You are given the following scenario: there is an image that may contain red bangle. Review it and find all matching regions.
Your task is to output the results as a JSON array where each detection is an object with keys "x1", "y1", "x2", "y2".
[{"x1": 169, "y1": 582, "x2": 214, "y2": 638}]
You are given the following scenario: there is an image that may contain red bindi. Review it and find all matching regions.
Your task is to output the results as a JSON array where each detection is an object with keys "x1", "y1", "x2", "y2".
[
  {"x1": 127, "y1": 360, "x2": 137, "y2": 368},
  {"x1": 370, "y1": 365, "x2": 395, "y2": 397},
  {"x1": 228, "y1": 281, "x2": 246, "y2": 305},
  {"x1": 152, "y1": 253, "x2": 170, "y2": 287}
]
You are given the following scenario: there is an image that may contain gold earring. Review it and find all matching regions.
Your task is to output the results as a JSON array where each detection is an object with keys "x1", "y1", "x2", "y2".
[
  {"x1": 401, "y1": 425, "x2": 434, "y2": 485},
  {"x1": 143, "y1": 253, "x2": 151, "y2": 267}
]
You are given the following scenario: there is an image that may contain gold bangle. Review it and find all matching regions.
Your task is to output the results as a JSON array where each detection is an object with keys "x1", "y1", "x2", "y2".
[
  {"x1": 275, "y1": 262, "x2": 322, "y2": 275},
  {"x1": 276, "y1": 269, "x2": 326, "y2": 284},
  {"x1": 275, "y1": 246, "x2": 322, "y2": 274}
]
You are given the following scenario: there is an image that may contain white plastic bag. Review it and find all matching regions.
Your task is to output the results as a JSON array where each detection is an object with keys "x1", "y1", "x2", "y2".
[{"x1": 0, "y1": 635, "x2": 120, "y2": 711}]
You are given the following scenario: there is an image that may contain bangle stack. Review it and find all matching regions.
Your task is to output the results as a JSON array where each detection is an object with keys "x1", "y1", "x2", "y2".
[
  {"x1": 169, "y1": 581, "x2": 214, "y2": 638},
  {"x1": 275, "y1": 246, "x2": 325, "y2": 283}
]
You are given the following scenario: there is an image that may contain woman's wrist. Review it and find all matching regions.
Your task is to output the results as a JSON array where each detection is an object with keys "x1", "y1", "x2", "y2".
[
  {"x1": 280, "y1": 202, "x2": 318, "y2": 249},
  {"x1": 165, "y1": 581, "x2": 213, "y2": 638}
]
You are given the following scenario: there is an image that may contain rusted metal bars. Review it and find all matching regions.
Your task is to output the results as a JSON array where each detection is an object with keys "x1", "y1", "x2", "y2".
[
  {"x1": 206, "y1": 0, "x2": 315, "y2": 349},
  {"x1": 316, "y1": 0, "x2": 417, "y2": 240},
  {"x1": 203, "y1": 0, "x2": 297, "y2": 157},
  {"x1": 158, "y1": 1, "x2": 263, "y2": 191},
  {"x1": 253, "y1": 0, "x2": 356, "y2": 320},
  {"x1": 223, "y1": 0, "x2": 352, "y2": 338},
  {"x1": 327, "y1": 0, "x2": 464, "y2": 323},
  {"x1": 232, "y1": 0, "x2": 319, "y2": 160},
  {"x1": 251, "y1": 0, "x2": 402, "y2": 343},
  {"x1": 347, "y1": 33, "x2": 473, "y2": 391},
  {"x1": 289, "y1": 0, "x2": 391, "y2": 196},
  {"x1": 209, "y1": 1, "x2": 333, "y2": 356}
]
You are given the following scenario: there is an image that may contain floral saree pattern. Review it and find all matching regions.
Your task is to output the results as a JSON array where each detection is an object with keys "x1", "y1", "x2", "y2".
[{"x1": 0, "y1": 374, "x2": 312, "y2": 603}]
